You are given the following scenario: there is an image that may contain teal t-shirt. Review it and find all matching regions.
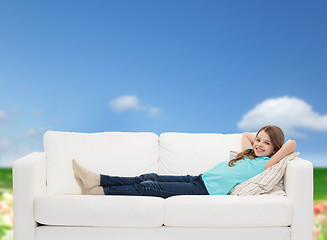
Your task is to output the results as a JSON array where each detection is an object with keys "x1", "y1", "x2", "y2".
[{"x1": 202, "y1": 148, "x2": 269, "y2": 195}]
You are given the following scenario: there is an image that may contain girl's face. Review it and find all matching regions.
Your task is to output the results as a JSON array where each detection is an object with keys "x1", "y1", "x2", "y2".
[{"x1": 253, "y1": 130, "x2": 275, "y2": 157}]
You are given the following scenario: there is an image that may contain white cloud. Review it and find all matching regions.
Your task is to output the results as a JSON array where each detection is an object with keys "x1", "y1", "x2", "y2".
[
  {"x1": 238, "y1": 96, "x2": 327, "y2": 136},
  {"x1": 0, "y1": 110, "x2": 8, "y2": 122},
  {"x1": 109, "y1": 95, "x2": 141, "y2": 111},
  {"x1": 148, "y1": 107, "x2": 161, "y2": 117},
  {"x1": 109, "y1": 95, "x2": 162, "y2": 117},
  {"x1": 26, "y1": 127, "x2": 47, "y2": 137}
]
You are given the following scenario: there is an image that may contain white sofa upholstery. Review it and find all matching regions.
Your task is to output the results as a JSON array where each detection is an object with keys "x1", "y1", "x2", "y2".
[{"x1": 13, "y1": 131, "x2": 313, "y2": 240}]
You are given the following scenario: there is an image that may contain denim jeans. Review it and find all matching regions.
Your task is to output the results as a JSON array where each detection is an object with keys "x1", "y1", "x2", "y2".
[{"x1": 100, "y1": 173, "x2": 209, "y2": 198}]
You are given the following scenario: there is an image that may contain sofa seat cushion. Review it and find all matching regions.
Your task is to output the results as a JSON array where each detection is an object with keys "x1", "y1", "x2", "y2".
[
  {"x1": 34, "y1": 195, "x2": 165, "y2": 227},
  {"x1": 164, "y1": 195, "x2": 292, "y2": 227}
]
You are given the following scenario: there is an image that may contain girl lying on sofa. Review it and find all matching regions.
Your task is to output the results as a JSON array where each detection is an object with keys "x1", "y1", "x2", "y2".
[{"x1": 72, "y1": 125, "x2": 296, "y2": 198}]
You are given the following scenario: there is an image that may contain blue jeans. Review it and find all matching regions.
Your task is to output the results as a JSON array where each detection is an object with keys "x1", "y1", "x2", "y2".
[{"x1": 100, "y1": 173, "x2": 209, "y2": 198}]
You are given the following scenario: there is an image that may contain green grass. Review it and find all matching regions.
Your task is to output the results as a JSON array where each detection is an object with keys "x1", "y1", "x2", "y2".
[
  {"x1": 313, "y1": 168, "x2": 327, "y2": 240},
  {"x1": 0, "y1": 168, "x2": 13, "y2": 239},
  {"x1": 0, "y1": 168, "x2": 12, "y2": 195},
  {"x1": 314, "y1": 168, "x2": 327, "y2": 202}
]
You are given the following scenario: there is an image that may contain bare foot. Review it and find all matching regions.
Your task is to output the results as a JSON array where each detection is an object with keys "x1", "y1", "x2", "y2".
[{"x1": 72, "y1": 159, "x2": 101, "y2": 189}]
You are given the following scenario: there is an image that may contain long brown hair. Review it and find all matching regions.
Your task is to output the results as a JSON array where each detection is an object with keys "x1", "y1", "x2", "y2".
[{"x1": 228, "y1": 125, "x2": 285, "y2": 167}]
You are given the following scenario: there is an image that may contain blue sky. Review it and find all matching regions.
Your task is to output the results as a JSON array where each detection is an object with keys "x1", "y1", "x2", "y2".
[{"x1": 0, "y1": 1, "x2": 327, "y2": 166}]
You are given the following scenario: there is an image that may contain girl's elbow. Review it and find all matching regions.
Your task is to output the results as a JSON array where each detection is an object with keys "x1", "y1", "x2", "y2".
[
  {"x1": 291, "y1": 140, "x2": 297, "y2": 151},
  {"x1": 286, "y1": 139, "x2": 297, "y2": 152},
  {"x1": 242, "y1": 132, "x2": 249, "y2": 138}
]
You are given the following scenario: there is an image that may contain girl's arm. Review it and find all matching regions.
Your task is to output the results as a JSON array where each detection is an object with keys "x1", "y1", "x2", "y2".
[
  {"x1": 242, "y1": 132, "x2": 255, "y2": 150},
  {"x1": 264, "y1": 139, "x2": 297, "y2": 170}
]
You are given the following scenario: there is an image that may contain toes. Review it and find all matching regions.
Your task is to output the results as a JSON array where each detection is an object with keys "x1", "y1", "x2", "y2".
[{"x1": 72, "y1": 159, "x2": 77, "y2": 171}]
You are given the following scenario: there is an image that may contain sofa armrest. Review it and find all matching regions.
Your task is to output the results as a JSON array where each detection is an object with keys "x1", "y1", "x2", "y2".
[
  {"x1": 13, "y1": 152, "x2": 47, "y2": 240},
  {"x1": 284, "y1": 157, "x2": 313, "y2": 240}
]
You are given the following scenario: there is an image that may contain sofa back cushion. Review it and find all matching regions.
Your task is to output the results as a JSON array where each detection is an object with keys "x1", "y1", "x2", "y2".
[
  {"x1": 44, "y1": 131, "x2": 159, "y2": 194},
  {"x1": 159, "y1": 133, "x2": 243, "y2": 175}
]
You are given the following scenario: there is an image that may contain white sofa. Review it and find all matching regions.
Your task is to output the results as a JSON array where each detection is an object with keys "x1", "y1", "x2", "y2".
[{"x1": 13, "y1": 131, "x2": 313, "y2": 240}]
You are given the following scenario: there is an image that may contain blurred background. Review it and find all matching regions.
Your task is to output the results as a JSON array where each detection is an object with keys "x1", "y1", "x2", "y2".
[{"x1": 0, "y1": 1, "x2": 326, "y2": 239}]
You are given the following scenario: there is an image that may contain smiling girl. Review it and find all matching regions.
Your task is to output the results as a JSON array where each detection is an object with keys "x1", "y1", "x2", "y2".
[
  {"x1": 73, "y1": 125, "x2": 297, "y2": 198},
  {"x1": 202, "y1": 125, "x2": 296, "y2": 195}
]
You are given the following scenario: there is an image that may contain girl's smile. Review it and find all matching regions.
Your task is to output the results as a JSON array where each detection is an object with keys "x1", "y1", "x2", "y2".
[{"x1": 253, "y1": 130, "x2": 275, "y2": 157}]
